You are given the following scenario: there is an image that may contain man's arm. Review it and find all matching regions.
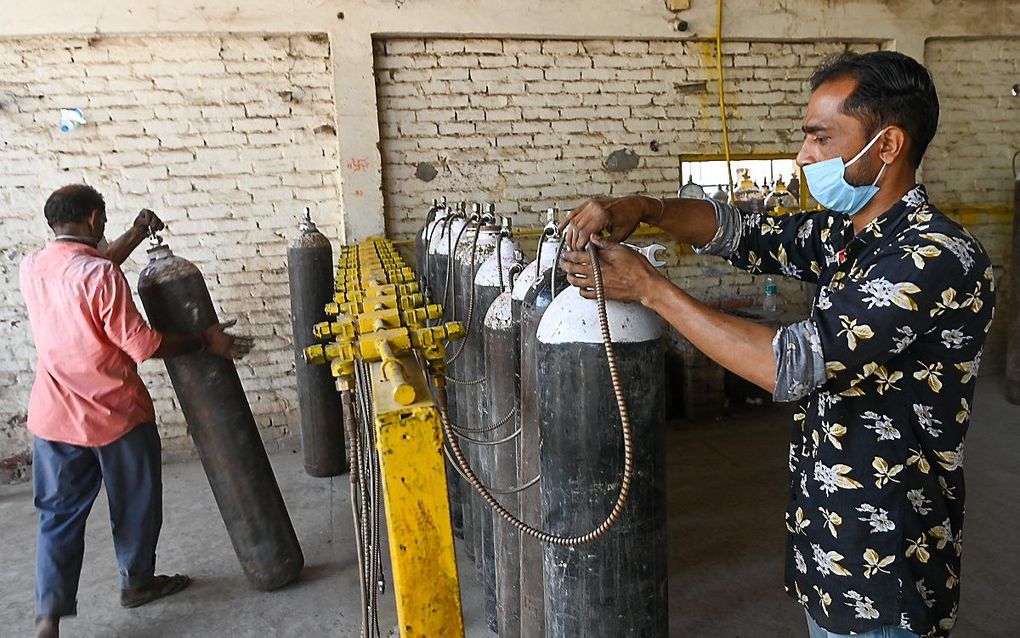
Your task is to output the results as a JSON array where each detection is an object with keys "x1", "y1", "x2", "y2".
[
  {"x1": 101, "y1": 209, "x2": 165, "y2": 266},
  {"x1": 560, "y1": 237, "x2": 779, "y2": 393},
  {"x1": 560, "y1": 195, "x2": 718, "y2": 250},
  {"x1": 563, "y1": 194, "x2": 834, "y2": 285},
  {"x1": 154, "y1": 321, "x2": 254, "y2": 360},
  {"x1": 644, "y1": 273, "x2": 779, "y2": 393}
]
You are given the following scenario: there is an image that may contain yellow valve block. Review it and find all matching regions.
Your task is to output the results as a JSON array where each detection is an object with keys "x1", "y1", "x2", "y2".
[{"x1": 303, "y1": 236, "x2": 467, "y2": 638}]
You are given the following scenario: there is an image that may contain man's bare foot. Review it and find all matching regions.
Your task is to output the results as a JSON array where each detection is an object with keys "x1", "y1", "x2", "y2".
[
  {"x1": 35, "y1": 616, "x2": 58, "y2": 638},
  {"x1": 120, "y1": 574, "x2": 191, "y2": 609}
]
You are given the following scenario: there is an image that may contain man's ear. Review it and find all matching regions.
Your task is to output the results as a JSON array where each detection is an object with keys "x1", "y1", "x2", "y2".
[{"x1": 879, "y1": 127, "x2": 908, "y2": 166}]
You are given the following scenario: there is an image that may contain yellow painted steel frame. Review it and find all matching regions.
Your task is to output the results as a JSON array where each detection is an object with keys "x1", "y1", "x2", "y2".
[
  {"x1": 370, "y1": 359, "x2": 465, "y2": 638},
  {"x1": 312, "y1": 237, "x2": 465, "y2": 638}
]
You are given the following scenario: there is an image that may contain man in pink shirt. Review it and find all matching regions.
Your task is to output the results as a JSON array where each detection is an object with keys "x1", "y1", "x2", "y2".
[{"x1": 20, "y1": 184, "x2": 253, "y2": 638}]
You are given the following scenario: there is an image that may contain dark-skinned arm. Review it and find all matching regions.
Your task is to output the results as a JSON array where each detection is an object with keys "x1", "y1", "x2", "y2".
[
  {"x1": 153, "y1": 321, "x2": 255, "y2": 360},
  {"x1": 561, "y1": 237, "x2": 778, "y2": 393},
  {"x1": 560, "y1": 195, "x2": 719, "y2": 251},
  {"x1": 101, "y1": 209, "x2": 165, "y2": 266}
]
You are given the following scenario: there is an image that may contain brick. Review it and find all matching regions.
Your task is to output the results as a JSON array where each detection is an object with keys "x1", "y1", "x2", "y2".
[{"x1": 0, "y1": 33, "x2": 338, "y2": 457}]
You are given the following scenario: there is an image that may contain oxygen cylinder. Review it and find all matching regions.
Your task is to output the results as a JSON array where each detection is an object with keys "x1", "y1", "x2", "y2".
[
  {"x1": 536, "y1": 284, "x2": 668, "y2": 637},
  {"x1": 417, "y1": 197, "x2": 447, "y2": 296},
  {"x1": 451, "y1": 206, "x2": 500, "y2": 578},
  {"x1": 1008, "y1": 156, "x2": 1020, "y2": 403},
  {"x1": 473, "y1": 221, "x2": 520, "y2": 632},
  {"x1": 416, "y1": 199, "x2": 437, "y2": 282},
  {"x1": 287, "y1": 211, "x2": 345, "y2": 477},
  {"x1": 138, "y1": 237, "x2": 304, "y2": 591},
  {"x1": 430, "y1": 205, "x2": 468, "y2": 540},
  {"x1": 516, "y1": 265, "x2": 565, "y2": 638}
]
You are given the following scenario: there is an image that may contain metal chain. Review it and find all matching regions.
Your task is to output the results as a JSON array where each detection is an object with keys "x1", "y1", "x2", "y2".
[{"x1": 435, "y1": 242, "x2": 634, "y2": 546}]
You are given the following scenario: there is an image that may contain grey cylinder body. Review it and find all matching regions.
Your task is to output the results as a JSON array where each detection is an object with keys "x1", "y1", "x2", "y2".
[
  {"x1": 452, "y1": 225, "x2": 501, "y2": 621},
  {"x1": 138, "y1": 243, "x2": 304, "y2": 591},
  {"x1": 287, "y1": 219, "x2": 345, "y2": 477},
  {"x1": 473, "y1": 236, "x2": 521, "y2": 634},
  {"x1": 429, "y1": 215, "x2": 466, "y2": 540},
  {"x1": 516, "y1": 266, "x2": 565, "y2": 638},
  {"x1": 536, "y1": 285, "x2": 668, "y2": 637},
  {"x1": 448, "y1": 217, "x2": 482, "y2": 559},
  {"x1": 1008, "y1": 173, "x2": 1020, "y2": 403},
  {"x1": 418, "y1": 205, "x2": 447, "y2": 299}
]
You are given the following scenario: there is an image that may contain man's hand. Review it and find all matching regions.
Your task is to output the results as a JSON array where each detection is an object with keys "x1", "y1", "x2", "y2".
[
  {"x1": 103, "y1": 209, "x2": 165, "y2": 265},
  {"x1": 559, "y1": 236, "x2": 665, "y2": 305},
  {"x1": 559, "y1": 196, "x2": 653, "y2": 251},
  {"x1": 133, "y1": 209, "x2": 165, "y2": 236},
  {"x1": 204, "y1": 320, "x2": 255, "y2": 360}
]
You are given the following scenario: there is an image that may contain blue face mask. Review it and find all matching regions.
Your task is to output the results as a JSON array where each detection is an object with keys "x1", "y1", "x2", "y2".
[{"x1": 803, "y1": 127, "x2": 889, "y2": 216}]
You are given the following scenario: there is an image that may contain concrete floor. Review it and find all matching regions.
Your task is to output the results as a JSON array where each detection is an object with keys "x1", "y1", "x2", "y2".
[{"x1": 1, "y1": 377, "x2": 1017, "y2": 637}]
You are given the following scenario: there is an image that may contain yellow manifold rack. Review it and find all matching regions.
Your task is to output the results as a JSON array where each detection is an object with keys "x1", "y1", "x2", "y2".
[{"x1": 304, "y1": 237, "x2": 466, "y2": 638}]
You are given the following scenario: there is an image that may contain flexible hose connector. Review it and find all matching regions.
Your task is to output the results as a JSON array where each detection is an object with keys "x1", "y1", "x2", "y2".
[
  {"x1": 437, "y1": 242, "x2": 633, "y2": 546},
  {"x1": 449, "y1": 405, "x2": 514, "y2": 433},
  {"x1": 446, "y1": 223, "x2": 481, "y2": 364},
  {"x1": 444, "y1": 374, "x2": 485, "y2": 386}
]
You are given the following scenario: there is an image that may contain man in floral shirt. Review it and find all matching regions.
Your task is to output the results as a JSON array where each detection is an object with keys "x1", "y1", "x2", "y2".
[{"x1": 559, "y1": 51, "x2": 993, "y2": 637}]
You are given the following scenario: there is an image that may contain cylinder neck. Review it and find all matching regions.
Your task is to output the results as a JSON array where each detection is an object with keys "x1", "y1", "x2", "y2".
[
  {"x1": 298, "y1": 210, "x2": 319, "y2": 234},
  {"x1": 146, "y1": 236, "x2": 174, "y2": 262}
]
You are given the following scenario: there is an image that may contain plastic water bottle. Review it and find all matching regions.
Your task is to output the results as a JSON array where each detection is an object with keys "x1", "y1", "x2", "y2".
[
  {"x1": 59, "y1": 108, "x2": 86, "y2": 133},
  {"x1": 763, "y1": 277, "x2": 779, "y2": 315}
]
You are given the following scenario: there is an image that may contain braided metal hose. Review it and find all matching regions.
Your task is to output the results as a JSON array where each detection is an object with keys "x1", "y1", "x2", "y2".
[
  {"x1": 495, "y1": 228, "x2": 505, "y2": 292},
  {"x1": 351, "y1": 367, "x2": 374, "y2": 638},
  {"x1": 442, "y1": 217, "x2": 471, "y2": 311},
  {"x1": 452, "y1": 425, "x2": 522, "y2": 446},
  {"x1": 422, "y1": 209, "x2": 447, "y2": 298},
  {"x1": 437, "y1": 242, "x2": 633, "y2": 546},
  {"x1": 355, "y1": 358, "x2": 382, "y2": 638},
  {"x1": 444, "y1": 374, "x2": 485, "y2": 385},
  {"x1": 442, "y1": 442, "x2": 541, "y2": 495},
  {"x1": 449, "y1": 405, "x2": 514, "y2": 434},
  {"x1": 445, "y1": 222, "x2": 481, "y2": 365},
  {"x1": 341, "y1": 388, "x2": 370, "y2": 636}
]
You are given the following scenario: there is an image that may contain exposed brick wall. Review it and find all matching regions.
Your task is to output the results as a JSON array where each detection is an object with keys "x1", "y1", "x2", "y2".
[
  {"x1": 925, "y1": 37, "x2": 1020, "y2": 208},
  {"x1": 0, "y1": 34, "x2": 341, "y2": 459},
  {"x1": 374, "y1": 37, "x2": 881, "y2": 414},
  {"x1": 926, "y1": 37, "x2": 1020, "y2": 373}
]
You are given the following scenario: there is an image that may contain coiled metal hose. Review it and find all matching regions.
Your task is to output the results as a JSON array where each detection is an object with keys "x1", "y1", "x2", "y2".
[{"x1": 437, "y1": 242, "x2": 633, "y2": 546}]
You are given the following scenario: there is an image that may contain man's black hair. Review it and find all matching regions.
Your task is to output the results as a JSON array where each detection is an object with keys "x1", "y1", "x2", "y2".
[
  {"x1": 810, "y1": 51, "x2": 939, "y2": 169},
  {"x1": 44, "y1": 184, "x2": 105, "y2": 227}
]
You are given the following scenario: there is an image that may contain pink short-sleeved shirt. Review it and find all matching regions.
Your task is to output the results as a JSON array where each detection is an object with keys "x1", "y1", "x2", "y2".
[{"x1": 20, "y1": 241, "x2": 163, "y2": 446}]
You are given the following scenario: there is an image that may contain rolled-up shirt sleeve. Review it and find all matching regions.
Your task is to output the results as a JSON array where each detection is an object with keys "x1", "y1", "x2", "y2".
[
  {"x1": 693, "y1": 198, "x2": 743, "y2": 258},
  {"x1": 96, "y1": 266, "x2": 163, "y2": 363},
  {"x1": 772, "y1": 319, "x2": 827, "y2": 402}
]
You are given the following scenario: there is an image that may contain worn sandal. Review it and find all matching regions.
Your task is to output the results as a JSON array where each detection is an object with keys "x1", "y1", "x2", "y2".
[{"x1": 120, "y1": 574, "x2": 191, "y2": 609}]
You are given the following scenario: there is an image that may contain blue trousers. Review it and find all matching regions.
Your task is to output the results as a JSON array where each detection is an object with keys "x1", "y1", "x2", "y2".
[{"x1": 34, "y1": 422, "x2": 163, "y2": 620}]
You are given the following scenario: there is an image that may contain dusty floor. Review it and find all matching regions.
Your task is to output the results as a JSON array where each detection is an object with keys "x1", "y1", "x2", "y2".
[{"x1": 0, "y1": 377, "x2": 1017, "y2": 637}]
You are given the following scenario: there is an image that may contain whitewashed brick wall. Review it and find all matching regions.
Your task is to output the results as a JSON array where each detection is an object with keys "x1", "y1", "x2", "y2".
[
  {"x1": 374, "y1": 37, "x2": 883, "y2": 414},
  {"x1": 925, "y1": 37, "x2": 1020, "y2": 208},
  {"x1": 0, "y1": 34, "x2": 341, "y2": 460},
  {"x1": 376, "y1": 38, "x2": 884, "y2": 240},
  {"x1": 925, "y1": 37, "x2": 1019, "y2": 373}
]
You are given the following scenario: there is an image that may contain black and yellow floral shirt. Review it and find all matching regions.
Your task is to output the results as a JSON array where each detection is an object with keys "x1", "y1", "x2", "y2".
[{"x1": 699, "y1": 185, "x2": 995, "y2": 637}]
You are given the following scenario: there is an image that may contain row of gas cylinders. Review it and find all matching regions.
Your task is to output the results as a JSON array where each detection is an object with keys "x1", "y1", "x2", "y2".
[{"x1": 417, "y1": 200, "x2": 669, "y2": 638}]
